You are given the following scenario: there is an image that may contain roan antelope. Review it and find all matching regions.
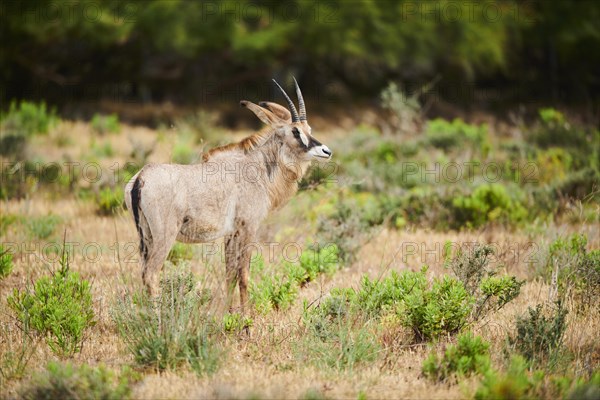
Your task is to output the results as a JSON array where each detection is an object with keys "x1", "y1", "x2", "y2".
[{"x1": 124, "y1": 79, "x2": 332, "y2": 312}]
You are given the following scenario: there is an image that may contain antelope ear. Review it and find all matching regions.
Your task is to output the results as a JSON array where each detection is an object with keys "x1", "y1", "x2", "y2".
[
  {"x1": 240, "y1": 100, "x2": 283, "y2": 126},
  {"x1": 259, "y1": 101, "x2": 292, "y2": 123}
]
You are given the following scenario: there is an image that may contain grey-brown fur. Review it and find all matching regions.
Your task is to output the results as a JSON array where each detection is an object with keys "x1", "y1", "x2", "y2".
[{"x1": 124, "y1": 80, "x2": 331, "y2": 311}]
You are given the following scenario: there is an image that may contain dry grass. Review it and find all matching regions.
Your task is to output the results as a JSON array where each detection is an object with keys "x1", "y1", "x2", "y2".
[{"x1": 1, "y1": 120, "x2": 598, "y2": 399}]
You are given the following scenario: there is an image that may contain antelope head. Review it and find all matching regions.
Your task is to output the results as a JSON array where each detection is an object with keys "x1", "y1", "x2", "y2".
[{"x1": 240, "y1": 78, "x2": 332, "y2": 161}]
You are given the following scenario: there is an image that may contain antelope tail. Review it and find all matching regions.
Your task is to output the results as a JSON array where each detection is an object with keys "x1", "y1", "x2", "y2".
[{"x1": 131, "y1": 176, "x2": 151, "y2": 263}]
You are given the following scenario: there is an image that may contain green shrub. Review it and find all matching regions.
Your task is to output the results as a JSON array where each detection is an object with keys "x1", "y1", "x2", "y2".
[
  {"x1": 542, "y1": 234, "x2": 600, "y2": 309},
  {"x1": 301, "y1": 286, "x2": 379, "y2": 371},
  {"x1": 380, "y1": 81, "x2": 422, "y2": 135},
  {"x1": 97, "y1": 187, "x2": 124, "y2": 215},
  {"x1": 0, "y1": 100, "x2": 57, "y2": 137},
  {"x1": 167, "y1": 242, "x2": 194, "y2": 265},
  {"x1": 26, "y1": 214, "x2": 62, "y2": 239},
  {"x1": 422, "y1": 332, "x2": 491, "y2": 381},
  {"x1": 0, "y1": 213, "x2": 19, "y2": 236},
  {"x1": 475, "y1": 355, "x2": 540, "y2": 400},
  {"x1": 447, "y1": 244, "x2": 524, "y2": 319},
  {"x1": 478, "y1": 275, "x2": 523, "y2": 314},
  {"x1": 250, "y1": 274, "x2": 297, "y2": 314},
  {"x1": 316, "y1": 193, "x2": 379, "y2": 263},
  {"x1": 508, "y1": 303, "x2": 567, "y2": 368},
  {"x1": 299, "y1": 163, "x2": 336, "y2": 190},
  {"x1": 566, "y1": 371, "x2": 600, "y2": 400},
  {"x1": 399, "y1": 275, "x2": 473, "y2": 341},
  {"x1": 222, "y1": 312, "x2": 253, "y2": 334},
  {"x1": 111, "y1": 267, "x2": 220, "y2": 375},
  {"x1": 311, "y1": 248, "x2": 522, "y2": 342},
  {"x1": 19, "y1": 361, "x2": 136, "y2": 400},
  {"x1": 532, "y1": 147, "x2": 573, "y2": 184},
  {"x1": 303, "y1": 292, "x2": 353, "y2": 341},
  {"x1": 298, "y1": 320, "x2": 379, "y2": 371},
  {"x1": 302, "y1": 388, "x2": 329, "y2": 400},
  {"x1": 530, "y1": 108, "x2": 590, "y2": 150},
  {"x1": 392, "y1": 188, "x2": 454, "y2": 230},
  {"x1": 7, "y1": 248, "x2": 95, "y2": 357},
  {"x1": 352, "y1": 269, "x2": 428, "y2": 319},
  {"x1": 312, "y1": 268, "x2": 474, "y2": 341},
  {"x1": 91, "y1": 113, "x2": 121, "y2": 135},
  {"x1": 249, "y1": 255, "x2": 298, "y2": 313},
  {"x1": 426, "y1": 118, "x2": 489, "y2": 152},
  {"x1": 0, "y1": 131, "x2": 27, "y2": 158},
  {"x1": 554, "y1": 167, "x2": 600, "y2": 202},
  {"x1": 451, "y1": 183, "x2": 527, "y2": 229},
  {"x1": 476, "y1": 355, "x2": 598, "y2": 400},
  {"x1": 0, "y1": 245, "x2": 14, "y2": 279},
  {"x1": 172, "y1": 133, "x2": 198, "y2": 164},
  {"x1": 287, "y1": 244, "x2": 340, "y2": 287},
  {"x1": 0, "y1": 321, "x2": 37, "y2": 383},
  {"x1": 91, "y1": 140, "x2": 115, "y2": 157},
  {"x1": 315, "y1": 261, "x2": 520, "y2": 342}
]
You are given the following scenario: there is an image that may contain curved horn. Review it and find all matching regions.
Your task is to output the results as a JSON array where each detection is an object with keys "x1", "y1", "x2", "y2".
[
  {"x1": 293, "y1": 77, "x2": 307, "y2": 121},
  {"x1": 272, "y1": 79, "x2": 299, "y2": 123}
]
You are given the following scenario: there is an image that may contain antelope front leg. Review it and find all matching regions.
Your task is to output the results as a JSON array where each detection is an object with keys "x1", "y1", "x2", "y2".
[
  {"x1": 224, "y1": 227, "x2": 255, "y2": 314},
  {"x1": 224, "y1": 233, "x2": 240, "y2": 312},
  {"x1": 238, "y1": 239, "x2": 252, "y2": 313}
]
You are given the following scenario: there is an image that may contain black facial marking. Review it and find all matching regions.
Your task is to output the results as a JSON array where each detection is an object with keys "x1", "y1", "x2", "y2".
[
  {"x1": 308, "y1": 137, "x2": 322, "y2": 149},
  {"x1": 292, "y1": 127, "x2": 307, "y2": 148}
]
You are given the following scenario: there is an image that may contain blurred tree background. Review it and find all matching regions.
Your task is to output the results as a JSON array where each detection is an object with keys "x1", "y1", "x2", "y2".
[{"x1": 1, "y1": 0, "x2": 599, "y2": 120}]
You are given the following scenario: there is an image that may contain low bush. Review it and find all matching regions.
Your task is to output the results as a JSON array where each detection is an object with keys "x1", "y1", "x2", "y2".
[
  {"x1": 425, "y1": 118, "x2": 489, "y2": 153},
  {"x1": 508, "y1": 302, "x2": 568, "y2": 368},
  {"x1": 0, "y1": 322, "x2": 37, "y2": 383},
  {"x1": 475, "y1": 354, "x2": 598, "y2": 400},
  {"x1": 541, "y1": 234, "x2": 600, "y2": 309},
  {"x1": 380, "y1": 81, "x2": 422, "y2": 135},
  {"x1": 528, "y1": 108, "x2": 600, "y2": 173},
  {"x1": 451, "y1": 183, "x2": 527, "y2": 229},
  {"x1": 553, "y1": 167, "x2": 600, "y2": 202},
  {"x1": 96, "y1": 186, "x2": 124, "y2": 215},
  {"x1": 250, "y1": 246, "x2": 341, "y2": 314},
  {"x1": 26, "y1": 214, "x2": 62, "y2": 240},
  {"x1": 111, "y1": 267, "x2": 220, "y2": 375},
  {"x1": 222, "y1": 312, "x2": 253, "y2": 334},
  {"x1": 475, "y1": 355, "x2": 541, "y2": 400},
  {"x1": 7, "y1": 247, "x2": 95, "y2": 357},
  {"x1": 566, "y1": 372, "x2": 600, "y2": 400},
  {"x1": 448, "y1": 245, "x2": 524, "y2": 319},
  {"x1": 172, "y1": 133, "x2": 199, "y2": 164},
  {"x1": 0, "y1": 245, "x2": 14, "y2": 279},
  {"x1": 351, "y1": 269, "x2": 428, "y2": 319},
  {"x1": 316, "y1": 193, "x2": 380, "y2": 263},
  {"x1": 298, "y1": 315, "x2": 379, "y2": 371},
  {"x1": 307, "y1": 247, "x2": 522, "y2": 342},
  {"x1": 91, "y1": 113, "x2": 121, "y2": 135},
  {"x1": 399, "y1": 274, "x2": 473, "y2": 341},
  {"x1": 422, "y1": 332, "x2": 491, "y2": 382},
  {"x1": 309, "y1": 268, "x2": 473, "y2": 341},
  {"x1": 0, "y1": 100, "x2": 58, "y2": 137},
  {"x1": 286, "y1": 244, "x2": 340, "y2": 287},
  {"x1": 0, "y1": 213, "x2": 19, "y2": 236},
  {"x1": 167, "y1": 242, "x2": 195, "y2": 265},
  {"x1": 251, "y1": 274, "x2": 297, "y2": 314},
  {"x1": 20, "y1": 361, "x2": 136, "y2": 400},
  {"x1": 529, "y1": 108, "x2": 593, "y2": 151},
  {"x1": 91, "y1": 140, "x2": 115, "y2": 157}
]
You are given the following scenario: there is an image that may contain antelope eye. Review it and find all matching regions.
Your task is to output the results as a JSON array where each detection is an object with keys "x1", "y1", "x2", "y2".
[{"x1": 292, "y1": 127, "x2": 300, "y2": 138}]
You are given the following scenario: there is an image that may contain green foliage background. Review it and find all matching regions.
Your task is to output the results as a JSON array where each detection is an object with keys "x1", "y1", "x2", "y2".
[{"x1": 1, "y1": 0, "x2": 599, "y2": 107}]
